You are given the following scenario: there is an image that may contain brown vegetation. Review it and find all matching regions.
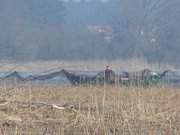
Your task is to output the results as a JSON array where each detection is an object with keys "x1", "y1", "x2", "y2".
[
  {"x1": 0, "y1": 59, "x2": 175, "y2": 72},
  {"x1": 0, "y1": 85, "x2": 179, "y2": 134}
]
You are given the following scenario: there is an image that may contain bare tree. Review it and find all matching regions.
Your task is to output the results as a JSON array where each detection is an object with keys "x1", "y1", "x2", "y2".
[
  {"x1": 112, "y1": 0, "x2": 180, "y2": 62},
  {"x1": 0, "y1": 0, "x2": 64, "y2": 60}
]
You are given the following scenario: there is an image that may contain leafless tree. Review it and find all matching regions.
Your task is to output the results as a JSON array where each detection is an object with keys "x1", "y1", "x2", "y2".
[{"x1": 112, "y1": 0, "x2": 180, "y2": 62}]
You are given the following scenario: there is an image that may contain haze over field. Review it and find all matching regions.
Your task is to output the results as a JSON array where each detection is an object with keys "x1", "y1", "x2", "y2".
[
  {"x1": 1, "y1": 1, "x2": 180, "y2": 134},
  {"x1": 0, "y1": 0, "x2": 180, "y2": 65}
]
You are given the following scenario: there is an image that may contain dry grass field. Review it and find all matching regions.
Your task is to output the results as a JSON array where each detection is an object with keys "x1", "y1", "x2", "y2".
[
  {"x1": 0, "y1": 59, "x2": 175, "y2": 72},
  {"x1": 0, "y1": 84, "x2": 180, "y2": 135}
]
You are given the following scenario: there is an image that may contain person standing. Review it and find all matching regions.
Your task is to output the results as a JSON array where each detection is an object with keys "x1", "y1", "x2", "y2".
[{"x1": 105, "y1": 66, "x2": 113, "y2": 83}]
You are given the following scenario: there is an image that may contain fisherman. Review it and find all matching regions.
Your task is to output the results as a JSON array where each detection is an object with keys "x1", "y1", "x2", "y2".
[{"x1": 105, "y1": 66, "x2": 114, "y2": 83}]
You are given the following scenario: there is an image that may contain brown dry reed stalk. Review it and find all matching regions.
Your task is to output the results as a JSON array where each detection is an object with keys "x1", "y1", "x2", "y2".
[{"x1": 0, "y1": 85, "x2": 179, "y2": 134}]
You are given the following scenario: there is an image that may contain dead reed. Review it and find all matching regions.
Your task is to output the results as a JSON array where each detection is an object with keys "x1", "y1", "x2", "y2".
[{"x1": 0, "y1": 85, "x2": 179, "y2": 135}]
